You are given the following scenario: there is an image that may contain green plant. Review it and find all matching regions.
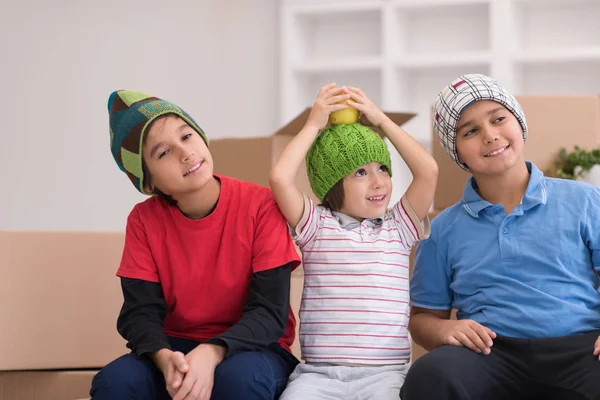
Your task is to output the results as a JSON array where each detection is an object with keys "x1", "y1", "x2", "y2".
[{"x1": 554, "y1": 146, "x2": 600, "y2": 179}]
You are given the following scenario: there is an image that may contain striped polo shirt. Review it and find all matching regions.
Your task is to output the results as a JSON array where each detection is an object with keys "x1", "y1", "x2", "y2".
[{"x1": 294, "y1": 195, "x2": 430, "y2": 365}]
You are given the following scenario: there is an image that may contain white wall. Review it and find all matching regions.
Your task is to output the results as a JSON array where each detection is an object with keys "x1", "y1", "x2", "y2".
[{"x1": 0, "y1": 0, "x2": 280, "y2": 231}]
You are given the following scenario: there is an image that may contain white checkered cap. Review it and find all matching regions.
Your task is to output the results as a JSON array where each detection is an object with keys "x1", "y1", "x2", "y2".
[{"x1": 433, "y1": 74, "x2": 528, "y2": 171}]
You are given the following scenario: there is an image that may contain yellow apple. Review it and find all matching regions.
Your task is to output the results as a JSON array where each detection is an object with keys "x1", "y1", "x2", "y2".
[{"x1": 329, "y1": 100, "x2": 359, "y2": 125}]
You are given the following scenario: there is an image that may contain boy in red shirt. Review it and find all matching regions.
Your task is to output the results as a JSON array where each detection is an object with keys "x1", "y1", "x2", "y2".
[{"x1": 90, "y1": 90, "x2": 301, "y2": 400}]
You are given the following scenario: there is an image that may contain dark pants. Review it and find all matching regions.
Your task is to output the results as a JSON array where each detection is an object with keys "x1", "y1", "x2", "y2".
[
  {"x1": 90, "y1": 337, "x2": 299, "y2": 400},
  {"x1": 401, "y1": 330, "x2": 600, "y2": 400}
]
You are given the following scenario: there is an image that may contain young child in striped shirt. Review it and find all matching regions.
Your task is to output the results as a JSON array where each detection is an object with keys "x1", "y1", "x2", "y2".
[{"x1": 270, "y1": 83, "x2": 438, "y2": 400}]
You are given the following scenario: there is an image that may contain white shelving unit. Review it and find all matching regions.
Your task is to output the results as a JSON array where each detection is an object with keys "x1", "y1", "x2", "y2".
[
  {"x1": 510, "y1": 0, "x2": 600, "y2": 95},
  {"x1": 280, "y1": 0, "x2": 600, "y2": 199}
]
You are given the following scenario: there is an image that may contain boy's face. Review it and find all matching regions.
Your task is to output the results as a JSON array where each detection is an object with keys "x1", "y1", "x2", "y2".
[
  {"x1": 142, "y1": 115, "x2": 213, "y2": 198},
  {"x1": 340, "y1": 162, "x2": 392, "y2": 220},
  {"x1": 455, "y1": 100, "x2": 525, "y2": 177}
]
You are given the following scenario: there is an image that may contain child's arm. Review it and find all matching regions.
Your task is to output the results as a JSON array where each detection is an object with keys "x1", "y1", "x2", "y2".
[
  {"x1": 346, "y1": 87, "x2": 438, "y2": 222},
  {"x1": 410, "y1": 307, "x2": 496, "y2": 354},
  {"x1": 270, "y1": 83, "x2": 350, "y2": 227}
]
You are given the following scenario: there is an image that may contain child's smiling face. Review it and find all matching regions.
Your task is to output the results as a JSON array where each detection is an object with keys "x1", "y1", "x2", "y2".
[
  {"x1": 456, "y1": 100, "x2": 526, "y2": 177},
  {"x1": 339, "y1": 161, "x2": 392, "y2": 221},
  {"x1": 142, "y1": 115, "x2": 214, "y2": 198}
]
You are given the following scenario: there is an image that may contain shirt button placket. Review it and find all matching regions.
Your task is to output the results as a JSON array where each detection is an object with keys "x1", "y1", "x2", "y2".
[
  {"x1": 499, "y1": 219, "x2": 515, "y2": 260},
  {"x1": 360, "y1": 222, "x2": 367, "y2": 240}
]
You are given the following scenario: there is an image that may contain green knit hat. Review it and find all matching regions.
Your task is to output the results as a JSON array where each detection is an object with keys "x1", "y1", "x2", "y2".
[
  {"x1": 306, "y1": 123, "x2": 392, "y2": 202},
  {"x1": 108, "y1": 90, "x2": 208, "y2": 194}
]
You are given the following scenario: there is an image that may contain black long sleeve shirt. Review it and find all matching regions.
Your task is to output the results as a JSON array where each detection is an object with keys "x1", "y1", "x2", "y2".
[{"x1": 116, "y1": 263, "x2": 293, "y2": 358}]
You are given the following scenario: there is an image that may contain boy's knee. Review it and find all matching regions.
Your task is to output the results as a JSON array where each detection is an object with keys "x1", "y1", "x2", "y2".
[
  {"x1": 90, "y1": 354, "x2": 162, "y2": 398},
  {"x1": 214, "y1": 355, "x2": 264, "y2": 387},
  {"x1": 405, "y1": 347, "x2": 467, "y2": 385},
  {"x1": 402, "y1": 346, "x2": 478, "y2": 400},
  {"x1": 213, "y1": 351, "x2": 283, "y2": 399}
]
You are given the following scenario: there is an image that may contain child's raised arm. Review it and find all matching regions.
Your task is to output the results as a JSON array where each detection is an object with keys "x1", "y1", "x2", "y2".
[
  {"x1": 346, "y1": 87, "x2": 438, "y2": 222},
  {"x1": 270, "y1": 83, "x2": 350, "y2": 227}
]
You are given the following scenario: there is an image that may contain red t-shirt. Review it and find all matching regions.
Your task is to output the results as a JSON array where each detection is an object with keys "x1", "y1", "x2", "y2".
[{"x1": 117, "y1": 175, "x2": 301, "y2": 352}]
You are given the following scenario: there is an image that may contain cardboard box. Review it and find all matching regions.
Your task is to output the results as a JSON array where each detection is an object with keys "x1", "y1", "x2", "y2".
[
  {"x1": 0, "y1": 370, "x2": 96, "y2": 400},
  {"x1": 433, "y1": 95, "x2": 600, "y2": 209},
  {"x1": 210, "y1": 108, "x2": 416, "y2": 202},
  {"x1": 0, "y1": 231, "x2": 128, "y2": 371}
]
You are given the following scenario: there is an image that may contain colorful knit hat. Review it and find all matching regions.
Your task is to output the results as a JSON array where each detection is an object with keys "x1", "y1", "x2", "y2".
[
  {"x1": 108, "y1": 90, "x2": 208, "y2": 194},
  {"x1": 306, "y1": 123, "x2": 392, "y2": 202},
  {"x1": 433, "y1": 73, "x2": 528, "y2": 171}
]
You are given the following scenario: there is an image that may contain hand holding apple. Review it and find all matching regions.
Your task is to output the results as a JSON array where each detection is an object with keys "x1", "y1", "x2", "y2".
[
  {"x1": 345, "y1": 86, "x2": 389, "y2": 128},
  {"x1": 305, "y1": 83, "x2": 351, "y2": 132}
]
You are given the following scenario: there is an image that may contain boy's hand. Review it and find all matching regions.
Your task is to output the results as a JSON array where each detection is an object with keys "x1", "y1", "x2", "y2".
[
  {"x1": 305, "y1": 83, "x2": 350, "y2": 132},
  {"x1": 153, "y1": 349, "x2": 189, "y2": 398},
  {"x1": 593, "y1": 335, "x2": 600, "y2": 360},
  {"x1": 173, "y1": 343, "x2": 226, "y2": 400},
  {"x1": 440, "y1": 319, "x2": 497, "y2": 355},
  {"x1": 345, "y1": 86, "x2": 389, "y2": 128}
]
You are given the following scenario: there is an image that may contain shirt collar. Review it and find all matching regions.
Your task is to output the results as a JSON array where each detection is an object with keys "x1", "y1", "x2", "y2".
[
  {"x1": 462, "y1": 161, "x2": 547, "y2": 218},
  {"x1": 331, "y1": 210, "x2": 383, "y2": 229}
]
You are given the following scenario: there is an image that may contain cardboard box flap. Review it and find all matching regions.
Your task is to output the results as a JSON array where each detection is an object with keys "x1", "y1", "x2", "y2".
[
  {"x1": 382, "y1": 111, "x2": 417, "y2": 128},
  {"x1": 274, "y1": 109, "x2": 312, "y2": 137},
  {"x1": 273, "y1": 108, "x2": 416, "y2": 137}
]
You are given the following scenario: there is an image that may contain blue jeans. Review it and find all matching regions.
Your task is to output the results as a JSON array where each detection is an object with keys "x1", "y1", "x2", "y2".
[{"x1": 90, "y1": 337, "x2": 299, "y2": 400}]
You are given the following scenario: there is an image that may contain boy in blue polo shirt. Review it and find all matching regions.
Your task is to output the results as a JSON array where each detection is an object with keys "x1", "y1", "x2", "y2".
[{"x1": 402, "y1": 74, "x2": 600, "y2": 400}]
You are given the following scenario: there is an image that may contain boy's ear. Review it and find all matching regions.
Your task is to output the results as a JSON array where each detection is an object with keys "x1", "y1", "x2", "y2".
[{"x1": 455, "y1": 149, "x2": 467, "y2": 169}]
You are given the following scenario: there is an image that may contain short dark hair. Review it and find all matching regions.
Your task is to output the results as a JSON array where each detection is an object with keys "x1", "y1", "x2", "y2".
[
  {"x1": 321, "y1": 179, "x2": 344, "y2": 212},
  {"x1": 141, "y1": 115, "x2": 178, "y2": 206},
  {"x1": 141, "y1": 160, "x2": 178, "y2": 206}
]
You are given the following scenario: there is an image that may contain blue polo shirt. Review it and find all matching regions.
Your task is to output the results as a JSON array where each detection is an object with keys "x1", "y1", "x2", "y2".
[{"x1": 411, "y1": 162, "x2": 600, "y2": 338}]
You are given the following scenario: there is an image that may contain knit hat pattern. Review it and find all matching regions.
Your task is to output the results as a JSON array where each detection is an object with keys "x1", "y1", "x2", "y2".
[
  {"x1": 306, "y1": 123, "x2": 392, "y2": 202},
  {"x1": 433, "y1": 73, "x2": 528, "y2": 171},
  {"x1": 108, "y1": 90, "x2": 208, "y2": 194}
]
